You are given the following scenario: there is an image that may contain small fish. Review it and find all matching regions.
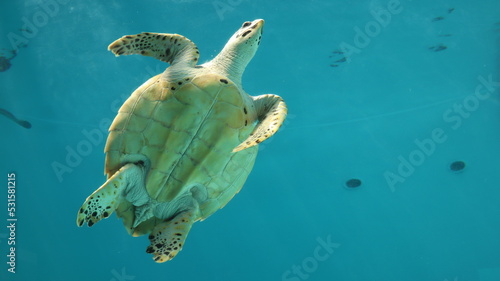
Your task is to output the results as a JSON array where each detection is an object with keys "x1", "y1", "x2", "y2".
[
  {"x1": 332, "y1": 50, "x2": 344, "y2": 55},
  {"x1": 329, "y1": 64, "x2": 339, "y2": 67},
  {"x1": 429, "y1": 44, "x2": 447, "y2": 52},
  {"x1": 0, "y1": 48, "x2": 17, "y2": 59},
  {"x1": 435, "y1": 45, "x2": 447, "y2": 52},
  {"x1": 19, "y1": 27, "x2": 33, "y2": 33},
  {"x1": 0, "y1": 108, "x2": 32, "y2": 129},
  {"x1": 448, "y1": 8, "x2": 455, "y2": 14},
  {"x1": 432, "y1": 16, "x2": 445, "y2": 22},
  {"x1": 335, "y1": 57, "x2": 347, "y2": 63}
]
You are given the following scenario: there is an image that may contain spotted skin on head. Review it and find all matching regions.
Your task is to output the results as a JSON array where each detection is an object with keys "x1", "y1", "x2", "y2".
[
  {"x1": 146, "y1": 210, "x2": 196, "y2": 263},
  {"x1": 108, "y1": 32, "x2": 199, "y2": 66},
  {"x1": 233, "y1": 94, "x2": 287, "y2": 152}
]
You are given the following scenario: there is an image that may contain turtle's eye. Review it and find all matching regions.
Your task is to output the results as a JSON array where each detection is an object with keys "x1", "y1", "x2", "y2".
[{"x1": 242, "y1": 21, "x2": 251, "y2": 28}]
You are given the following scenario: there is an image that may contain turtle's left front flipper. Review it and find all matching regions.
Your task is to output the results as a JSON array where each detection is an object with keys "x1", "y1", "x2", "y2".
[{"x1": 233, "y1": 94, "x2": 287, "y2": 152}]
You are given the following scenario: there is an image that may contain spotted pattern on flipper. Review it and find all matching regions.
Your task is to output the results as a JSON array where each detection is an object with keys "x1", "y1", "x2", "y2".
[
  {"x1": 76, "y1": 163, "x2": 137, "y2": 227},
  {"x1": 147, "y1": 231, "x2": 184, "y2": 262},
  {"x1": 146, "y1": 210, "x2": 195, "y2": 263},
  {"x1": 233, "y1": 94, "x2": 287, "y2": 152},
  {"x1": 77, "y1": 194, "x2": 115, "y2": 227},
  {"x1": 108, "y1": 32, "x2": 200, "y2": 66}
]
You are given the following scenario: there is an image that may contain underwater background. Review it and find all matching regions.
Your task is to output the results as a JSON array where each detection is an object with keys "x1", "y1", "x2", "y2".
[{"x1": 1, "y1": 0, "x2": 500, "y2": 280}]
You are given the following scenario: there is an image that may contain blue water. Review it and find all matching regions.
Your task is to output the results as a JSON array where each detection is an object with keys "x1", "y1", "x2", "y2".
[{"x1": 1, "y1": 0, "x2": 500, "y2": 280}]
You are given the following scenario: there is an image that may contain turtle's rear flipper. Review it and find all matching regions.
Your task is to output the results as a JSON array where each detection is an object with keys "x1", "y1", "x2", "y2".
[
  {"x1": 233, "y1": 94, "x2": 287, "y2": 152},
  {"x1": 146, "y1": 209, "x2": 196, "y2": 263},
  {"x1": 76, "y1": 163, "x2": 143, "y2": 227}
]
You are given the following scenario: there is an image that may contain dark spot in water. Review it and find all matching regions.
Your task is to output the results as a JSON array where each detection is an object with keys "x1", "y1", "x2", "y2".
[
  {"x1": 0, "y1": 56, "x2": 12, "y2": 72},
  {"x1": 335, "y1": 57, "x2": 347, "y2": 63},
  {"x1": 345, "y1": 179, "x2": 362, "y2": 188},
  {"x1": 429, "y1": 44, "x2": 447, "y2": 52},
  {"x1": 450, "y1": 161, "x2": 465, "y2": 172}
]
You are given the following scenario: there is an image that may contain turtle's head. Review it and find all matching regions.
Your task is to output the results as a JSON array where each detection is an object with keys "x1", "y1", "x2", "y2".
[
  {"x1": 227, "y1": 19, "x2": 264, "y2": 58},
  {"x1": 209, "y1": 19, "x2": 264, "y2": 87}
]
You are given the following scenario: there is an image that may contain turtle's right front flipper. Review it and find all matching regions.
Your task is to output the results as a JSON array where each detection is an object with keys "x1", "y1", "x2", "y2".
[
  {"x1": 76, "y1": 163, "x2": 143, "y2": 227},
  {"x1": 108, "y1": 32, "x2": 199, "y2": 66},
  {"x1": 233, "y1": 94, "x2": 287, "y2": 152}
]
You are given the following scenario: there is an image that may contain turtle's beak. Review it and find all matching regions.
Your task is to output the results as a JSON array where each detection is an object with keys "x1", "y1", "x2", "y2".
[{"x1": 252, "y1": 19, "x2": 264, "y2": 35}]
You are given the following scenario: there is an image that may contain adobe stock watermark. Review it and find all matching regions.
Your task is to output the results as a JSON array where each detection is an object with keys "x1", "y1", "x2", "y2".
[
  {"x1": 7, "y1": 0, "x2": 72, "y2": 51},
  {"x1": 336, "y1": 0, "x2": 403, "y2": 63},
  {"x1": 384, "y1": 74, "x2": 500, "y2": 192},
  {"x1": 281, "y1": 235, "x2": 340, "y2": 281},
  {"x1": 212, "y1": 0, "x2": 249, "y2": 21},
  {"x1": 110, "y1": 267, "x2": 135, "y2": 281},
  {"x1": 51, "y1": 64, "x2": 164, "y2": 183}
]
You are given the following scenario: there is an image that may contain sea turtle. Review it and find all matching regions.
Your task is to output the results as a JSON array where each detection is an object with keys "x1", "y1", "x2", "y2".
[{"x1": 76, "y1": 19, "x2": 287, "y2": 263}]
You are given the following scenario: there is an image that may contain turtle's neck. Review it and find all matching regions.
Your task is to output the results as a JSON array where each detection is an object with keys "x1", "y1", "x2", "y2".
[
  {"x1": 198, "y1": 19, "x2": 264, "y2": 89},
  {"x1": 204, "y1": 41, "x2": 257, "y2": 89}
]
